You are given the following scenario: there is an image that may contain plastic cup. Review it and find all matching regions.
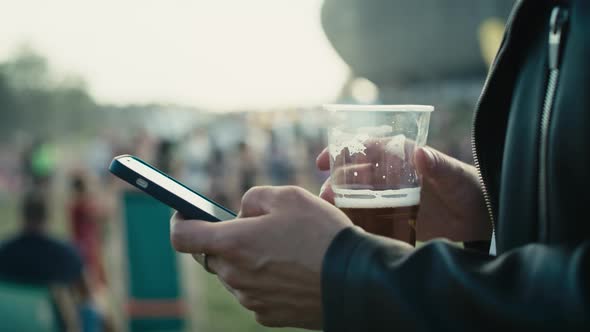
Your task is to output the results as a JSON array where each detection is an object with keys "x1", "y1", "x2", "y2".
[{"x1": 324, "y1": 104, "x2": 434, "y2": 245}]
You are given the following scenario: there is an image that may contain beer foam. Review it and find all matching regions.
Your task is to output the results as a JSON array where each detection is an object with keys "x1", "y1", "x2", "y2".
[
  {"x1": 333, "y1": 187, "x2": 420, "y2": 208},
  {"x1": 329, "y1": 126, "x2": 393, "y2": 159},
  {"x1": 329, "y1": 131, "x2": 369, "y2": 159}
]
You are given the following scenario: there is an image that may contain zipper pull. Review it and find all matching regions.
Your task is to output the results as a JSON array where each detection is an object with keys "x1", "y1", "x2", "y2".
[{"x1": 548, "y1": 7, "x2": 569, "y2": 70}]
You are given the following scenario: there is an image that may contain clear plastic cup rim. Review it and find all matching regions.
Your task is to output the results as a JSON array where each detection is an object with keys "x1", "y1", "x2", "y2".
[{"x1": 323, "y1": 104, "x2": 434, "y2": 112}]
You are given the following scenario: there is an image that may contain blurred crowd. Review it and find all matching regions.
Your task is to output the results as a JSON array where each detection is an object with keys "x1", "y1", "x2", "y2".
[
  {"x1": 0, "y1": 108, "x2": 332, "y2": 330},
  {"x1": 111, "y1": 109, "x2": 330, "y2": 211}
]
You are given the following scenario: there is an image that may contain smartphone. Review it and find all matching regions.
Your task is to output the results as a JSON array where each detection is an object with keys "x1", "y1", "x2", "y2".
[{"x1": 109, "y1": 154, "x2": 236, "y2": 221}]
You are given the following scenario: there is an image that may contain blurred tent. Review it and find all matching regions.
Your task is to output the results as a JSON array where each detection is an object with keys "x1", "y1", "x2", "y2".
[
  {"x1": 321, "y1": 0, "x2": 515, "y2": 85},
  {"x1": 321, "y1": 0, "x2": 514, "y2": 162}
]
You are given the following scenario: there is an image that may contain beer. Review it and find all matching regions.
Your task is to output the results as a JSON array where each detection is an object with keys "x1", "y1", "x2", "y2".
[
  {"x1": 339, "y1": 206, "x2": 418, "y2": 245},
  {"x1": 334, "y1": 187, "x2": 420, "y2": 246}
]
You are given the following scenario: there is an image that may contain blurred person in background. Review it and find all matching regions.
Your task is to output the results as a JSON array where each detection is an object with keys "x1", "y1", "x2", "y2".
[
  {"x1": 132, "y1": 129, "x2": 156, "y2": 164},
  {"x1": 0, "y1": 191, "x2": 107, "y2": 331},
  {"x1": 291, "y1": 122, "x2": 319, "y2": 189},
  {"x1": 265, "y1": 130, "x2": 294, "y2": 185},
  {"x1": 181, "y1": 128, "x2": 212, "y2": 195},
  {"x1": 86, "y1": 132, "x2": 114, "y2": 183},
  {"x1": 170, "y1": 1, "x2": 590, "y2": 331},
  {"x1": 20, "y1": 139, "x2": 35, "y2": 184},
  {"x1": 21, "y1": 137, "x2": 57, "y2": 189},
  {"x1": 237, "y1": 141, "x2": 258, "y2": 195},
  {"x1": 68, "y1": 172, "x2": 107, "y2": 289},
  {"x1": 208, "y1": 146, "x2": 230, "y2": 207},
  {"x1": 154, "y1": 138, "x2": 177, "y2": 175}
]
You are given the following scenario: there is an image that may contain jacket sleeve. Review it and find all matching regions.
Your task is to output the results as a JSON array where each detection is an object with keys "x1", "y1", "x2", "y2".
[{"x1": 321, "y1": 227, "x2": 590, "y2": 332}]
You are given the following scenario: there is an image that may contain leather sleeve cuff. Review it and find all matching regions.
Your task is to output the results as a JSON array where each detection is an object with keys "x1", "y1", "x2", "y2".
[
  {"x1": 321, "y1": 227, "x2": 366, "y2": 332},
  {"x1": 321, "y1": 227, "x2": 411, "y2": 332}
]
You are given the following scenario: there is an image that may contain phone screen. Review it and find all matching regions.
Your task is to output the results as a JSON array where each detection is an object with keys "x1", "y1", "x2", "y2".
[{"x1": 119, "y1": 156, "x2": 235, "y2": 220}]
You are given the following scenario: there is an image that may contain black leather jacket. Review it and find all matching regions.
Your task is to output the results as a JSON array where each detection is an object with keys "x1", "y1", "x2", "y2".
[{"x1": 322, "y1": 0, "x2": 590, "y2": 331}]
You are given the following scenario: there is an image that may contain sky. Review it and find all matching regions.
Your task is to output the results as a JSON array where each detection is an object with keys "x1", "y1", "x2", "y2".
[{"x1": 0, "y1": 0, "x2": 349, "y2": 110}]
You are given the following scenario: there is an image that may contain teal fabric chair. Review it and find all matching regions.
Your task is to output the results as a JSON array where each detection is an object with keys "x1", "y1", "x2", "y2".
[
  {"x1": 0, "y1": 280, "x2": 59, "y2": 332},
  {"x1": 122, "y1": 191, "x2": 185, "y2": 331}
]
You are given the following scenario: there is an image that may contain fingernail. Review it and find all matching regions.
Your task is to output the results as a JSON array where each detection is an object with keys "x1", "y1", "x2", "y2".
[{"x1": 423, "y1": 148, "x2": 435, "y2": 169}]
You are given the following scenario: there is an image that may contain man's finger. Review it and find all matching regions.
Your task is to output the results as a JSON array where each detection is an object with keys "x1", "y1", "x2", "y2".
[
  {"x1": 331, "y1": 163, "x2": 373, "y2": 185},
  {"x1": 414, "y1": 147, "x2": 467, "y2": 184},
  {"x1": 239, "y1": 186, "x2": 276, "y2": 218},
  {"x1": 171, "y1": 213, "x2": 222, "y2": 253},
  {"x1": 170, "y1": 212, "x2": 253, "y2": 254},
  {"x1": 315, "y1": 147, "x2": 330, "y2": 171},
  {"x1": 316, "y1": 137, "x2": 412, "y2": 172}
]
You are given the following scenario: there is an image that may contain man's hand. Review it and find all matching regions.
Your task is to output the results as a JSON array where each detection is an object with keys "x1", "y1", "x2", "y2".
[
  {"x1": 317, "y1": 146, "x2": 492, "y2": 242},
  {"x1": 170, "y1": 186, "x2": 353, "y2": 329}
]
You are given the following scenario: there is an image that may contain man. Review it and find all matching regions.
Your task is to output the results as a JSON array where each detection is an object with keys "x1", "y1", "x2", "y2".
[
  {"x1": 0, "y1": 192, "x2": 102, "y2": 331},
  {"x1": 171, "y1": 0, "x2": 589, "y2": 330},
  {"x1": 0, "y1": 192, "x2": 84, "y2": 285}
]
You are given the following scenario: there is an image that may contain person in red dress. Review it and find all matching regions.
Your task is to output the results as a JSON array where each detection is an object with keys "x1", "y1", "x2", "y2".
[{"x1": 68, "y1": 173, "x2": 107, "y2": 288}]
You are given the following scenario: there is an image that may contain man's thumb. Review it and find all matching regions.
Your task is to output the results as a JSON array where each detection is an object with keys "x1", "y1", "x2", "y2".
[{"x1": 414, "y1": 147, "x2": 464, "y2": 181}]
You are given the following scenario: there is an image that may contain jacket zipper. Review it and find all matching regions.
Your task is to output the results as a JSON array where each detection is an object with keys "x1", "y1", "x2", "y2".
[
  {"x1": 471, "y1": 1, "x2": 523, "y2": 256},
  {"x1": 538, "y1": 7, "x2": 568, "y2": 241}
]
